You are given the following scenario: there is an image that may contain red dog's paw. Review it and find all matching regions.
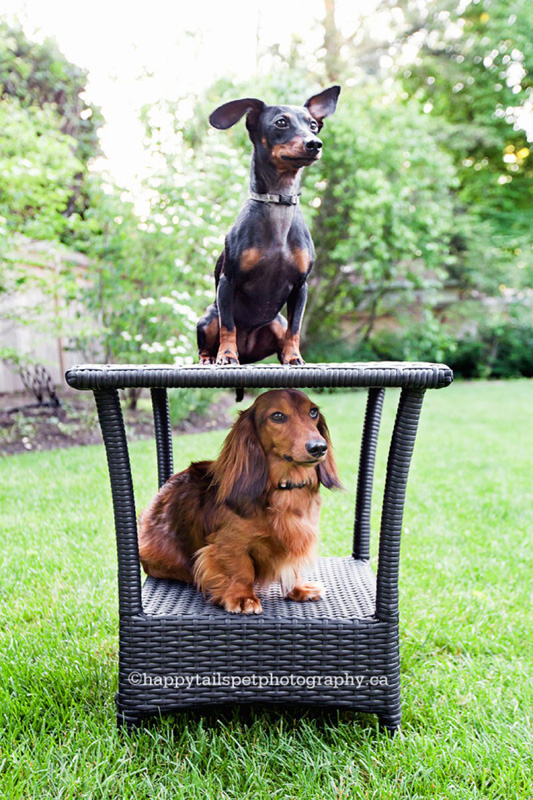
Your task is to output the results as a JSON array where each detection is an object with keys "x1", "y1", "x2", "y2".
[
  {"x1": 222, "y1": 595, "x2": 263, "y2": 614},
  {"x1": 285, "y1": 581, "x2": 325, "y2": 602}
]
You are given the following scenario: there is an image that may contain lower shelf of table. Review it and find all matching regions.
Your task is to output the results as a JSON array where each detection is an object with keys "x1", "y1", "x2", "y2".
[
  {"x1": 141, "y1": 556, "x2": 376, "y2": 621},
  {"x1": 116, "y1": 557, "x2": 400, "y2": 722}
]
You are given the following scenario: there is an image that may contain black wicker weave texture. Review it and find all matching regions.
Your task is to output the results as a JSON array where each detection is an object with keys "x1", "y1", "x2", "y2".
[{"x1": 66, "y1": 361, "x2": 453, "y2": 391}]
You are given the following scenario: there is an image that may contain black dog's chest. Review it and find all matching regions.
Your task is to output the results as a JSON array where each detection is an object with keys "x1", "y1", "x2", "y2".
[
  {"x1": 240, "y1": 246, "x2": 301, "y2": 282},
  {"x1": 233, "y1": 248, "x2": 306, "y2": 326}
]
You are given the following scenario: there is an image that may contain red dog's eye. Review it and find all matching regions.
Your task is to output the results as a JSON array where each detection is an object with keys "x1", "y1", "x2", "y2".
[
  {"x1": 270, "y1": 411, "x2": 286, "y2": 423},
  {"x1": 310, "y1": 407, "x2": 319, "y2": 419}
]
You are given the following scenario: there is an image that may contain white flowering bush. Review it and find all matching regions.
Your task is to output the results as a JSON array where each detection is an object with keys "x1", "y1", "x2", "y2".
[{"x1": 105, "y1": 292, "x2": 198, "y2": 366}]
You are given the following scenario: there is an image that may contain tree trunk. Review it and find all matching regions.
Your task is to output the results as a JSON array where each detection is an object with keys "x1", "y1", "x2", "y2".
[
  {"x1": 126, "y1": 387, "x2": 142, "y2": 410},
  {"x1": 323, "y1": 0, "x2": 344, "y2": 82}
]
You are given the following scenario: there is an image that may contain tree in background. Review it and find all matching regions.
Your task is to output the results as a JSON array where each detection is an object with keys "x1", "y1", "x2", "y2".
[
  {"x1": 0, "y1": 98, "x2": 85, "y2": 368},
  {"x1": 0, "y1": 100, "x2": 83, "y2": 240},
  {"x1": 301, "y1": 85, "x2": 458, "y2": 341},
  {"x1": 0, "y1": 21, "x2": 103, "y2": 374},
  {"x1": 2, "y1": 4, "x2": 532, "y2": 391},
  {"x1": 297, "y1": 0, "x2": 533, "y2": 371},
  {"x1": 394, "y1": 0, "x2": 533, "y2": 288},
  {"x1": 0, "y1": 22, "x2": 102, "y2": 165},
  {"x1": 0, "y1": 21, "x2": 103, "y2": 223}
]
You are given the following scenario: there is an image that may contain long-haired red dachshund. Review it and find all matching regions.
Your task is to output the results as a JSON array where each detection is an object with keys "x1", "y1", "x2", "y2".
[{"x1": 138, "y1": 389, "x2": 341, "y2": 614}]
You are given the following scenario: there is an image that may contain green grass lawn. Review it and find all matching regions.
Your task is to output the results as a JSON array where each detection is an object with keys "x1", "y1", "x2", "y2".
[{"x1": 1, "y1": 380, "x2": 532, "y2": 798}]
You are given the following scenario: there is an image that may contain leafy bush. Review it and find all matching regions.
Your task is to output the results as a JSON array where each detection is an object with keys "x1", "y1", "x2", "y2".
[
  {"x1": 167, "y1": 388, "x2": 220, "y2": 427},
  {"x1": 0, "y1": 21, "x2": 102, "y2": 165},
  {"x1": 443, "y1": 337, "x2": 486, "y2": 379},
  {"x1": 302, "y1": 85, "x2": 459, "y2": 340},
  {"x1": 306, "y1": 310, "x2": 533, "y2": 381},
  {"x1": 0, "y1": 99, "x2": 83, "y2": 239},
  {"x1": 449, "y1": 317, "x2": 533, "y2": 379},
  {"x1": 487, "y1": 321, "x2": 533, "y2": 378},
  {"x1": 306, "y1": 312, "x2": 456, "y2": 365}
]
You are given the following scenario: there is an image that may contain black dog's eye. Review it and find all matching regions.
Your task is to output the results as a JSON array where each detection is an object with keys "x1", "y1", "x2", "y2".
[
  {"x1": 274, "y1": 118, "x2": 289, "y2": 128},
  {"x1": 309, "y1": 120, "x2": 319, "y2": 132},
  {"x1": 270, "y1": 411, "x2": 287, "y2": 423},
  {"x1": 309, "y1": 407, "x2": 319, "y2": 419}
]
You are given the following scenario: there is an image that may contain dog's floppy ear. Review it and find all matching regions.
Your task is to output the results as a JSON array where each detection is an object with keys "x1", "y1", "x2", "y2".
[
  {"x1": 316, "y1": 410, "x2": 342, "y2": 490},
  {"x1": 211, "y1": 405, "x2": 268, "y2": 515},
  {"x1": 209, "y1": 98, "x2": 265, "y2": 130},
  {"x1": 304, "y1": 85, "x2": 341, "y2": 127}
]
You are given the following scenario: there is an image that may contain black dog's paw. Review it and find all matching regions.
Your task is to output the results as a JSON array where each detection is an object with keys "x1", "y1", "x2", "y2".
[
  {"x1": 216, "y1": 353, "x2": 240, "y2": 365},
  {"x1": 282, "y1": 354, "x2": 305, "y2": 366}
]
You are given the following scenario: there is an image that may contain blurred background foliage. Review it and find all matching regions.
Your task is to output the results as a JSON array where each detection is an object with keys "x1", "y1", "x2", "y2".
[{"x1": 1, "y1": 0, "x2": 533, "y2": 414}]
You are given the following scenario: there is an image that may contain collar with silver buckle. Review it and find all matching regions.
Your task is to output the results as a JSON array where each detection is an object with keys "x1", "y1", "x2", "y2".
[{"x1": 250, "y1": 191, "x2": 301, "y2": 206}]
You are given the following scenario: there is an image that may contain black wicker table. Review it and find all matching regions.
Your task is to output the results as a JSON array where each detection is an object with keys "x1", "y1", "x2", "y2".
[{"x1": 65, "y1": 361, "x2": 453, "y2": 732}]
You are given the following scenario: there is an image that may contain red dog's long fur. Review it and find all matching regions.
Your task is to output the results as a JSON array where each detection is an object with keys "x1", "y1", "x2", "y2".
[{"x1": 138, "y1": 389, "x2": 341, "y2": 613}]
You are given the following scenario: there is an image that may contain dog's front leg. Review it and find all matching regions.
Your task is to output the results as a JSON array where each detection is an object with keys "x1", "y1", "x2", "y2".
[
  {"x1": 280, "y1": 280, "x2": 307, "y2": 365},
  {"x1": 216, "y1": 274, "x2": 239, "y2": 365},
  {"x1": 193, "y1": 542, "x2": 262, "y2": 614}
]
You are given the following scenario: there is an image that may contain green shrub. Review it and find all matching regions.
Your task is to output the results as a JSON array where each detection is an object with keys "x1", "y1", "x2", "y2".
[
  {"x1": 306, "y1": 314, "x2": 456, "y2": 366},
  {"x1": 167, "y1": 388, "x2": 219, "y2": 427},
  {"x1": 449, "y1": 319, "x2": 533, "y2": 379},
  {"x1": 304, "y1": 337, "x2": 376, "y2": 364},
  {"x1": 444, "y1": 337, "x2": 487, "y2": 379},
  {"x1": 306, "y1": 313, "x2": 533, "y2": 380},
  {"x1": 373, "y1": 317, "x2": 457, "y2": 365}
]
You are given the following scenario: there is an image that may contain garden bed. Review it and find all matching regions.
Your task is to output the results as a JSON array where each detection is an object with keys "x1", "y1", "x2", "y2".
[{"x1": 0, "y1": 387, "x2": 236, "y2": 456}]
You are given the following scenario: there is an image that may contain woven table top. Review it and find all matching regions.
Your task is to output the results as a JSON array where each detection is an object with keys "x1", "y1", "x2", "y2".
[
  {"x1": 66, "y1": 361, "x2": 453, "y2": 391},
  {"x1": 141, "y1": 556, "x2": 376, "y2": 621}
]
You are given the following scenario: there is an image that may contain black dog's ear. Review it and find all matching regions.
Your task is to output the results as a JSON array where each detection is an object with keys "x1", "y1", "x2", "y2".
[
  {"x1": 304, "y1": 85, "x2": 341, "y2": 126},
  {"x1": 209, "y1": 98, "x2": 265, "y2": 130},
  {"x1": 211, "y1": 406, "x2": 268, "y2": 516},
  {"x1": 316, "y1": 411, "x2": 343, "y2": 490}
]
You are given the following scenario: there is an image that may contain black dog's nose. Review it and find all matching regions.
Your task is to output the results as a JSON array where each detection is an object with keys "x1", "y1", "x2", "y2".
[
  {"x1": 305, "y1": 139, "x2": 323, "y2": 152},
  {"x1": 306, "y1": 439, "x2": 327, "y2": 458}
]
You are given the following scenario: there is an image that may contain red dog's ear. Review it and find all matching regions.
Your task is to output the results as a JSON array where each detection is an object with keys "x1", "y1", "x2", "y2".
[
  {"x1": 316, "y1": 411, "x2": 342, "y2": 490},
  {"x1": 211, "y1": 406, "x2": 268, "y2": 515}
]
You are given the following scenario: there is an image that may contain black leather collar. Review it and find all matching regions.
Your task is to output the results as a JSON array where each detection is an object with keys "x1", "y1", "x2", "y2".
[
  {"x1": 250, "y1": 191, "x2": 301, "y2": 206},
  {"x1": 277, "y1": 479, "x2": 310, "y2": 490}
]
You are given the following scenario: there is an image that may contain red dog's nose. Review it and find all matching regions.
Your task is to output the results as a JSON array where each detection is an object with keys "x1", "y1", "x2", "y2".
[{"x1": 306, "y1": 439, "x2": 327, "y2": 458}]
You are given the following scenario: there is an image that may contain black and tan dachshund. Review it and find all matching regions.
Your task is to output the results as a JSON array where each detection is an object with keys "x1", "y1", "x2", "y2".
[{"x1": 197, "y1": 86, "x2": 340, "y2": 367}]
